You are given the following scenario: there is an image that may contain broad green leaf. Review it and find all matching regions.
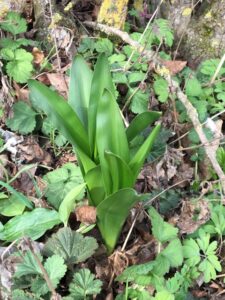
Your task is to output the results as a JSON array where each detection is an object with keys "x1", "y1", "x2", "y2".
[
  {"x1": 153, "y1": 78, "x2": 169, "y2": 103},
  {"x1": 0, "y1": 37, "x2": 35, "y2": 50},
  {"x1": 126, "y1": 111, "x2": 161, "y2": 142},
  {"x1": 88, "y1": 54, "x2": 115, "y2": 157},
  {"x1": 6, "y1": 49, "x2": 33, "y2": 83},
  {"x1": 128, "y1": 72, "x2": 145, "y2": 83},
  {"x1": 0, "y1": 194, "x2": 25, "y2": 216},
  {"x1": 6, "y1": 101, "x2": 36, "y2": 134},
  {"x1": 116, "y1": 261, "x2": 155, "y2": 282},
  {"x1": 183, "y1": 239, "x2": 201, "y2": 266},
  {"x1": 105, "y1": 151, "x2": 134, "y2": 193},
  {"x1": 129, "y1": 124, "x2": 161, "y2": 179},
  {"x1": 154, "y1": 291, "x2": 175, "y2": 300},
  {"x1": 95, "y1": 38, "x2": 113, "y2": 56},
  {"x1": 148, "y1": 207, "x2": 178, "y2": 243},
  {"x1": 43, "y1": 227, "x2": 98, "y2": 265},
  {"x1": 97, "y1": 188, "x2": 141, "y2": 253},
  {"x1": 59, "y1": 183, "x2": 86, "y2": 226},
  {"x1": 43, "y1": 163, "x2": 84, "y2": 210},
  {"x1": 0, "y1": 208, "x2": 61, "y2": 241},
  {"x1": 96, "y1": 89, "x2": 129, "y2": 195},
  {"x1": 0, "y1": 12, "x2": 27, "y2": 35},
  {"x1": 0, "y1": 48, "x2": 14, "y2": 60},
  {"x1": 69, "y1": 269, "x2": 102, "y2": 298},
  {"x1": 129, "y1": 89, "x2": 149, "y2": 114},
  {"x1": 85, "y1": 166, "x2": 105, "y2": 206},
  {"x1": 69, "y1": 55, "x2": 93, "y2": 129},
  {"x1": 28, "y1": 80, "x2": 90, "y2": 156},
  {"x1": 161, "y1": 239, "x2": 183, "y2": 267},
  {"x1": 0, "y1": 180, "x2": 33, "y2": 209},
  {"x1": 12, "y1": 289, "x2": 40, "y2": 300},
  {"x1": 185, "y1": 78, "x2": 203, "y2": 97}
]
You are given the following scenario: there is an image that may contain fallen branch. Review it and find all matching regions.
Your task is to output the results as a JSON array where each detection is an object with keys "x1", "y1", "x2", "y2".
[{"x1": 84, "y1": 21, "x2": 225, "y2": 194}]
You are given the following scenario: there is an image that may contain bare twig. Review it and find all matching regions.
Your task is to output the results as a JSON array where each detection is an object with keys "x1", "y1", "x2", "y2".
[{"x1": 85, "y1": 21, "x2": 225, "y2": 194}]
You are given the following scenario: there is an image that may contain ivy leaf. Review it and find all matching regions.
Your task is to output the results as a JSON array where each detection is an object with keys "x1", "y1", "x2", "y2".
[
  {"x1": 153, "y1": 78, "x2": 169, "y2": 103},
  {"x1": 14, "y1": 250, "x2": 43, "y2": 278},
  {"x1": 6, "y1": 49, "x2": 33, "y2": 83},
  {"x1": 0, "y1": 12, "x2": 27, "y2": 35},
  {"x1": 6, "y1": 101, "x2": 36, "y2": 134},
  {"x1": 185, "y1": 78, "x2": 203, "y2": 97},
  {"x1": 148, "y1": 207, "x2": 178, "y2": 243},
  {"x1": 95, "y1": 38, "x2": 113, "y2": 56},
  {"x1": 43, "y1": 163, "x2": 84, "y2": 209},
  {"x1": 43, "y1": 227, "x2": 98, "y2": 265},
  {"x1": 68, "y1": 269, "x2": 102, "y2": 299}
]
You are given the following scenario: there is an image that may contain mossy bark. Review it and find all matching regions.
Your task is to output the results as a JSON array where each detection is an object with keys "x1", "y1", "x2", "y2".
[{"x1": 152, "y1": 0, "x2": 225, "y2": 66}]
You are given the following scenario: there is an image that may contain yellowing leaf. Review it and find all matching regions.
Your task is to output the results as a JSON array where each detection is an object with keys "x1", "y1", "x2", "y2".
[{"x1": 182, "y1": 7, "x2": 192, "y2": 16}]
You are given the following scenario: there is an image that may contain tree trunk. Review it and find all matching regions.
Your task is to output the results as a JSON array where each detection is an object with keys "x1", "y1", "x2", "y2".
[{"x1": 153, "y1": 0, "x2": 225, "y2": 67}]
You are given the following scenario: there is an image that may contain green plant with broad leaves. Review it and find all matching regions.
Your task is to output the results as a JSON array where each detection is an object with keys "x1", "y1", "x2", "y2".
[{"x1": 28, "y1": 54, "x2": 161, "y2": 253}]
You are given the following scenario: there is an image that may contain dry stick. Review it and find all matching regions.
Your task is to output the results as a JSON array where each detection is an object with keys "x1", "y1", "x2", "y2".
[
  {"x1": 24, "y1": 238, "x2": 61, "y2": 300},
  {"x1": 84, "y1": 21, "x2": 225, "y2": 194}
]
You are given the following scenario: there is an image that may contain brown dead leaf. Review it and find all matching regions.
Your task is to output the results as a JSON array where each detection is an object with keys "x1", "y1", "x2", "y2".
[
  {"x1": 177, "y1": 199, "x2": 210, "y2": 234},
  {"x1": 17, "y1": 136, "x2": 52, "y2": 166},
  {"x1": 32, "y1": 47, "x2": 45, "y2": 65},
  {"x1": 46, "y1": 73, "x2": 69, "y2": 98},
  {"x1": 13, "y1": 82, "x2": 30, "y2": 103},
  {"x1": 162, "y1": 60, "x2": 187, "y2": 75},
  {"x1": 108, "y1": 251, "x2": 129, "y2": 276},
  {"x1": 75, "y1": 205, "x2": 96, "y2": 224}
]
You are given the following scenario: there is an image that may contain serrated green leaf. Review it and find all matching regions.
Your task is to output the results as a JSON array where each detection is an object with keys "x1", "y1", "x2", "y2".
[
  {"x1": 128, "y1": 72, "x2": 145, "y2": 83},
  {"x1": 153, "y1": 78, "x2": 169, "y2": 103},
  {"x1": 185, "y1": 78, "x2": 203, "y2": 97},
  {"x1": 6, "y1": 49, "x2": 33, "y2": 83},
  {"x1": 0, "y1": 48, "x2": 14, "y2": 60},
  {"x1": 154, "y1": 290, "x2": 175, "y2": 300},
  {"x1": 6, "y1": 101, "x2": 36, "y2": 134},
  {"x1": 78, "y1": 37, "x2": 95, "y2": 53},
  {"x1": 43, "y1": 163, "x2": 84, "y2": 209},
  {"x1": 69, "y1": 268, "x2": 102, "y2": 298},
  {"x1": 148, "y1": 207, "x2": 178, "y2": 243},
  {"x1": 129, "y1": 88, "x2": 149, "y2": 113},
  {"x1": 200, "y1": 59, "x2": 225, "y2": 77},
  {"x1": 59, "y1": 183, "x2": 86, "y2": 225},
  {"x1": 95, "y1": 38, "x2": 113, "y2": 56},
  {"x1": 15, "y1": 250, "x2": 43, "y2": 277},
  {"x1": 44, "y1": 255, "x2": 67, "y2": 288},
  {"x1": 0, "y1": 38, "x2": 35, "y2": 50},
  {"x1": 43, "y1": 227, "x2": 98, "y2": 265},
  {"x1": 0, "y1": 12, "x2": 27, "y2": 35},
  {"x1": 0, "y1": 208, "x2": 61, "y2": 241},
  {"x1": 183, "y1": 239, "x2": 200, "y2": 266},
  {"x1": 161, "y1": 239, "x2": 183, "y2": 267},
  {"x1": 12, "y1": 289, "x2": 40, "y2": 300},
  {"x1": 116, "y1": 261, "x2": 155, "y2": 282}
]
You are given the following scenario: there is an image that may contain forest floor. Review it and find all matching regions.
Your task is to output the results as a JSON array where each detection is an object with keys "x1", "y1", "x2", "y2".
[{"x1": 0, "y1": 1, "x2": 225, "y2": 300}]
